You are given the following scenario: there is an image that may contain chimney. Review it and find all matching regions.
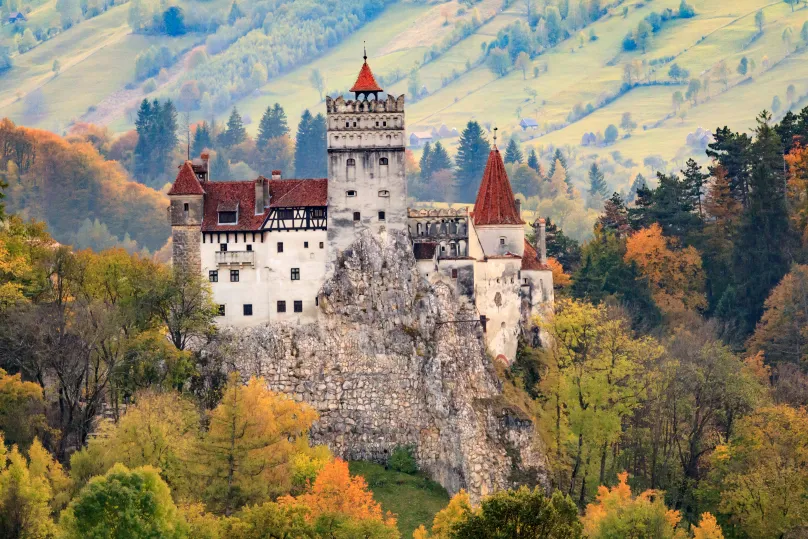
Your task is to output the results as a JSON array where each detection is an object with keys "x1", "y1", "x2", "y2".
[
  {"x1": 515, "y1": 197, "x2": 522, "y2": 218},
  {"x1": 271, "y1": 170, "x2": 281, "y2": 180},
  {"x1": 200, "y1": 151, "x2": 210, "y2": 182},
  {"x1": 254, "y1": 178, "x2": 264, "y2": 215},
  {"x1": 538, "y1": 218, "x2": 547, "y2": 264},
  {"x1": 262, "y1": 178, "x2": 270, "y2": 209}
]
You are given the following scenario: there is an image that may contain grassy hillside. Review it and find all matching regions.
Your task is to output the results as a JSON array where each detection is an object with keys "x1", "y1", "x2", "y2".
[
  {"x1": 349, "y1": 461, "x2": 449, "y2": 538},
  {"x1": 3, "y1": 0, "x2": 808, "y2": 195}
]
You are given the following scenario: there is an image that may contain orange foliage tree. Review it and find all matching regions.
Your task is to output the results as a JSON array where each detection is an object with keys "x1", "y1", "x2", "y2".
[
  {"x1": 785, "y1": 143, "x2": 808, "y2": 245},
  {"x1": 624, "y1": 223, "x2": 706, "y2": 314}
]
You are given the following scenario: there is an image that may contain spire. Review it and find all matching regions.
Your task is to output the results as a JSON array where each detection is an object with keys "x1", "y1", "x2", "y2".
[
  {"x1": 473, "y1": 148, "x2": 524, "y2": 226},
  {"x1": 168, "y1": 161, "x2": 205, "y2": 196},
  {"x1": 350, "y1": 46, "x2": 383, "y2": 97}
]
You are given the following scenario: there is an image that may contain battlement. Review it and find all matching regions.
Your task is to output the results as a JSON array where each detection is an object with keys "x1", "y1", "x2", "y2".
[{"x1": 326, "y1": 94, "x2": 405, "y2": 114}]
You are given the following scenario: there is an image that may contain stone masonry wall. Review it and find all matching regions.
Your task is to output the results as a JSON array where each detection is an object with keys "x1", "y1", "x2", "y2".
[{"x1": 211, "y1": 230, "x2": 547, "y2": 502}]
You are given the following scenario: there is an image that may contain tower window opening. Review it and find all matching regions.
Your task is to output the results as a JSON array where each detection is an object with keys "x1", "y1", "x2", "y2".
[
  {"x1": 353, "y1": 212, "x2": 361, "y2": 222},
  {"x1": 378, "y1": 211, "x2": 386, "y2": 221},
  {"x1": 183, "y1": 203, "x2": 189, "y2": 212},
  {"x1": 376, "y1": 121, "x2": 379, "y2": 127},
  {"x1": 383, "y1": 121, "x2": 387, "y2": 127},
  {"x1": 345, "y1": 121, "x2": 349, "y2": 127},
  {"x1": 347, "y1": 190, "x2": 357, "y2": 197},
  {"x1": 353, "y1": 121, "x2": 357, "y2": 127},
  {"x1": 347, "y1": 158, "x2": 356, "y2": 166},
  {"x1": 379, "y1": 157, "x2": 388, "y2": 165}
]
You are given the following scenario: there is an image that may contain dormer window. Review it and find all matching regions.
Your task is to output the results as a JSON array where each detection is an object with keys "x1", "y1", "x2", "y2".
[{"x1": 217, "y1": 201, "x2": 239, "y2": 225}]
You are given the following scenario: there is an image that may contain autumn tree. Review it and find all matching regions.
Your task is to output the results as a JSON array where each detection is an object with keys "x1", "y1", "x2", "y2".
[
  {"x1": 597, "y1": 193, "x2": 631, "y2": 237},
  {"x1": 624, "y1": 223, "x2": 706, "y2": 314},
  {"x1": 195, "y1": 374, "x2": 319, "y2": 515},
  {"x1": 413, "y1": 490, "x2": 472, "y2": 538},
  {"x1": 0, "y1": 368, "x2": 49, "y2": 448}
]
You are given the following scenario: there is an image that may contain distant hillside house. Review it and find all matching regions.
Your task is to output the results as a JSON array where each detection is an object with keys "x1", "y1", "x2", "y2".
[
  {"x1": 409, "y1": 131, "x2": 433, "y2": 147},
  {"x1": 8, "y1": 12, "x2": 27, "y2": 23},
  {"x1": 519, "y1": 118, "x2": 539, "y2": 131}
]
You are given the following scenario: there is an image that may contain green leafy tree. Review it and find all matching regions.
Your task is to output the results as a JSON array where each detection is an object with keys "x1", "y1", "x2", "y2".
[
  {"x1": 686, "y1": 78, "x2": 701, "y2": 104},
  {"x1": 450, "y1": 488, "x2": 582, "y2": 539},
  {"x1": 163, "y1": 6, "x2": 186, "y2": 36},
  {"x1": 504, "y1": 138, "x2": 523, "y2": 164},
  {"x1": 755, "y1": 10, "x2": 765, "y2": 33},
  {"x1": 309, "y1": 68, "x2": 326, "y2": 101},
  {"x1": 407, "y1": 69, "x2": 421, "y2": 101},
  {"x1": 455, "y1": 121, "x2": 490, "y2": 202},
  {"x1": 737, "y1": 56, "x2": 748, "y2": 76},
  {"x1": 620, "y1": 112, "x2": 637, "y2": 136},
  {"x1": 59, "y1": 464, "x2": 188, "y2": 538},
  {"x1": 604, "y1": 124, "x2": 619, "y2": 144}
]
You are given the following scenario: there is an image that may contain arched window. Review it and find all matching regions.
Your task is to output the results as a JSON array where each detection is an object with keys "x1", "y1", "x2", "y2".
[
  {"x1": 346, "y1": 158, "x2": 356, "y2": 180},
  {"x1": 347, "y1": 158, "x2": 356, "y2": 166},
  {"x1": 379, "y1": 157, "x2": 389, "y2": 165}
]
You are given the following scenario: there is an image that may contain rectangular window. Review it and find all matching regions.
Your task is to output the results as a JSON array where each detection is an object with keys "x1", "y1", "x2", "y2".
[
  {"x1": 319, "y1": 242, "x2": 324, "y2": 249},
  {"x1": 353, "y1": 212, "x2": 361, "y2": 222},
  {"x1": 209, "y1": 270, "x2": 218, "y2": 282},
  {"x1": 291, "y1": 268, "x2": 300, "y2": 281},
  {"x1": 278, "y1": 209, "x2": 294, "y2": 220},
  {"x1": 246, "y1": 244, "x2": 252, "y2": 252},
  {"x1": 230, "y1": 270, "x2": 239, "y2": 282},
  {"x1": 277, "y1": 242, "x2": 283, "y2": 253},
  {"x1": 312, "y1": 208, "x2": 325, "y2": 218},
  {"x1": 304, "y1": 241, "x2": 309, "y2": 248},
  {"x1": 378, "y1": 211, "x2": 386, "y2": 221},
  {"x1": 218, "y1": 304, "x2": 225, "y2": 316},
  {"x1": 243, "y1": 304, "x2": 253, "y2": 316},
  {"x1": 183, "y1": 203, "x2": 189, "y2": 212},
  {"x1": 220, "y1": 243, "x2": 227, "y2": 252},
  {"x1": 218, "y1": 211, "x2": 237, "y2": 224},
  {"x1": 315, "y1": 296, "x2": 319, "y2": 306},
  {"x1": 499, "y1": 238, "x2": 506, "y2": 245},
  {"x1": 277, "y1": 301, "x2": 286, "y2": 313},
  {"x1": 294, "y1": 300, "x2": 303, "y2": 313},
  {"x1": 451, "y1": 269, "x2": 458, "y2": 278}
]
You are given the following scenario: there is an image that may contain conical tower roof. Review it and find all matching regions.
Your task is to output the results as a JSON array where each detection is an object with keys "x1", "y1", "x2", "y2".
[
  {"x1": 350, "y1": 48, "x2": 383, "y2": 93},
  {"x1": 168, "y1": 161, "x2": 204, "y2": 196},
  {"x1": 473, "y1": 148, "x2": 524, "y2": 226}
]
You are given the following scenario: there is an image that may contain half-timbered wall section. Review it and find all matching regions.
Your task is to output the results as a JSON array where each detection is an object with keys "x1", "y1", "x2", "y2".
[{"x1": 265, "y1": 207, "x2": 327, "y2": 231}]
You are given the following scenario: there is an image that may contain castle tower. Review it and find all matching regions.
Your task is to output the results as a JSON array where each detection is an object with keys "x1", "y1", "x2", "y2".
[
  {"x1": 168, "y1": 161, "x2": 205, "y2": 273},
  {"x1": 326, "y1": 51, "x2": 407, "y2": 265}
]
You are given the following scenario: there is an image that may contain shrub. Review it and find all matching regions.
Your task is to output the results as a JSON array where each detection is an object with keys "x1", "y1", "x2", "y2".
[{"x1": 388, "y1": 445, "x2": 418, "y2": 474}]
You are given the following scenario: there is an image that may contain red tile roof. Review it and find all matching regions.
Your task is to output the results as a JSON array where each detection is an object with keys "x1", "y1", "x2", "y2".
[
  {"x1": 351, "y1": 61, "x2": 383, "y2": 93},
  {"x1": 201, "y1": 178, "x2": 327, "y2": 231},
  {"x1": 168, "y1": 161, "x2": 204, "y2": 196},
  {"x1": 473, "y1": 149, "x2": 524, "y2": 226},
  {"x1": 269, "y1": 179, "x2": 327, "y2": 207},
  {"x1": 521, "y1": 240, "x2": 551, "y2": 271}
]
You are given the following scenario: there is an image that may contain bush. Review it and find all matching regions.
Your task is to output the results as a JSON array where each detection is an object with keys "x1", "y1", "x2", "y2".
[{"x1": 388, "y1": 445, "x2": 418, "y2": 474}]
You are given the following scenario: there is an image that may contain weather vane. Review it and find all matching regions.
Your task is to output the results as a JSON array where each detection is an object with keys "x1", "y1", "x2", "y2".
[
  {"x1": 363, "y1": 41, "x2": 367, "y2": 62},
  {"x1": 493, "y1": 126, "x2": 498, "y2": 147}
]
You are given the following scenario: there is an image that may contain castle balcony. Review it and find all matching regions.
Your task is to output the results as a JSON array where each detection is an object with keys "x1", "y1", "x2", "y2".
[{"x1": 215, "y1": 250, "x2": 254, "y2": 267}]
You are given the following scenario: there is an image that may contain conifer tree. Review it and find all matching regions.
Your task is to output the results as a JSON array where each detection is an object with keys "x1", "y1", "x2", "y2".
[
  {"x1": 504, "y1": 138, "x2": 523, "y2": 164},
  {"x1": 588, "y1": 163, "x2": 608, "y2": 203},
  {"x1": 597, "y1": 193, "x2": 630, "y2": 237},
  {"x1": 257, "y1": 103, "x2": 288, "y2": 149},
  {"x1": 419, "y1": 142, "x2": 433, "y2": 181},
  {"x1": 455, "y1": 121, "x2": 490, "y2": 201},
  {"x1": 192, "y1": 121, "x2": 212, "y2": 156},
  {"x1": 547, "y1": 148, "x2": 570, "y2": 191},
  {"x1": 527, "y1": 148, "x2": 540, "y2": 173},
  {"x1": 210, "y1": 151, "x2": 231, "y2": 181},
  {"x1": 681, "y1": 158, "x2": 708, "y2": 217},
  {"x1": 626, "y1": 173, "x2": 646, "y2": 204},
  {"x1": 308, "y1": 113, "x2": 327, "y2": 177},
  {"x1": 293, "y1": 109, "x2": 312, "y2": 177},
  {"x1": 221, "y1": 107, "x2": 246, "y2": 148},
  {"x1": 133, "y1": 99, "x2": 153, "y2": 179},
  {"x1": 430, "y1": 142, "x2": 452, "y2": 173}
]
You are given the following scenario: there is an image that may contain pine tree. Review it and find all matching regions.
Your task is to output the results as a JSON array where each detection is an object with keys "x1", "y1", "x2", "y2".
[
  {"x1": 681, "y1": 158, "x2": 708, "y2": 217},
  {"x1": 504, "y1": 138, "x2": 523, "y2": 164},
  {"x1": 133, "y1": 99, "x2": 153, "y2": 180},
  {"x1": 730, "y1": 112, "x2": 793, "y2": 334},
  {"x1": 221, "y1": 107, "x2": 246, "y2": 148},
  {"x1": 626, "y1": 173, "x2": 646, "y2": 204},
  {"x1": 588, "y1": 163, "x2": 608, "y2": 203},
  {"x1": 598, "y1": 192, "x2": 631, "y2": 237},
  {"x1": 192, "y1": 121, "x2": 212, "y2": 156},
  {"x1": 257, "y1": 103, "x2": 288, "y2": 149},
  {"x1": 294, "y1": 109, "x2": 312, "y2": 177},
  {"x1": 455, "y1": 121, "x2": 490, "y2": 201},
  {"x1": 308, "y1": 113, "x2": 327, "y2": 177},
  {"x1": 419, "y1": 142, "x2": 433, "y2": 181},
  {"x1": 547, "y1": 148, "x2": 569, "y2": 190},
  {"x1": 527, "y1": 148, "x2": 540, "y2": 172},
  {"x1": 210, "y1": 151, "x2": 231, "y2": 181},
  {"x1": 430, "y1": 142, "x2": 452, "y2": 172}
]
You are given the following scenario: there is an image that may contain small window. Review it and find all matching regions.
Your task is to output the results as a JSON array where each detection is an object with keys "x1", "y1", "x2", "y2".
[
  {"x1": 291, "y1": 268, "x2": 300, "y2": 280},
  {"x1": 499, "y1": 237, "x2": 506, "y2": 246},
  {"x1": 246, "y1": 244, "x2": 252, "y2": 252},
  {"x1": 319, "y1": 242, "x2": 324, "y2": 249},
  {"x1": 304, "y1": 241, "x2": 309, "y2": 248},
  {"x1": 218, "y1": 211, "x2": 237, "y2": 224},
  {"x1": 311, "y1": 208, "x2": 325, "y2": 218},
  {"x1": 441, "y1": 245, "x2": 446, "y2": 252},
  {"x1": 378, "y1": 190, "x2": 390, "y2": 197},
  {"x1": 353, "y1": 212, "x2": 361, "y2": 222},
  {"x1": 218, "y1": 304, "x2": 225, "y2": 316},
  {"x1": 220, "y1": 243, "x2": 227, "y2": 252},
  {"x1": 347, "y1": 158, "x2": 356, "y2": 166},
  {"x1": 209, "y1": 270, "x2": 218, "y2": 282},
  {"x1": 243, "y1": 304, "x2": 253, "y2": 316},
  {"x1": 353, "y1": 121, "x2": 357, "y2": 127},
  {"x1": 230, "y1": 270, "x2": 239, "y2": 282},
  {"x1": 376, "y1": 121, "x2": 379, "y2": 127},
  {"x1": 277, "y1": 300, "x2": 286, "y2": 313},
  {"x1": 277, "y1": 242, "x2": 283, "y2": 253},
  {"x1": 347, "y1": 190, "x2": 357, "y2": 197},
  {"x1": 315, "y1": 296, "x2": 319, "y2": 306},
  {"x1": 378, "y1": 211, "x2": 386, "y2": 221},
  {"x1": 452, "y1": 269, "x2": 458, "y2": 278},
  {"x1": 278, "y1": 209, "x2": 294, "y2": 220},
  {"x1": 380, "y1": 157, "x2": 389, "y2": 165},
  {"x1": 383, "y1": 121, "x2": 387, "y2": 127},
  {"x1": 183, "y1": 203, "x2": 189, "y2": 212},
  {"x1": 294, "y1": 300, "x2": 303, "y2": 313},
  {"x1": 345, "y1": 121, "x2": 349, "y2": 127}
]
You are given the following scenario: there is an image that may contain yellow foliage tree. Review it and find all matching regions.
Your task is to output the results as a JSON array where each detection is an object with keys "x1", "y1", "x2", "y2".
[
  {"x1": 0, "y1": 368, "x2": 49, "y2": 448},
  {"x1": 692, "y1": 512, "x2": 724, "y2": 539},
  {"x1": 624, "y1": 223, "x2": 706, "y2": 314},
  {"x1": 413, "y1": 489, "x2": 472, "y2": 538}
]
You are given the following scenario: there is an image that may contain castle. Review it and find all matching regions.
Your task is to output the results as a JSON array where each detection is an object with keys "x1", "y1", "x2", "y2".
[{"x1": 168, "y1": 55, "x2": 554, "y2": 362}]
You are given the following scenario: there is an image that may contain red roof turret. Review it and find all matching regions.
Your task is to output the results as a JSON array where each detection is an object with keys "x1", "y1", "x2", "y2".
[
  {"x1": 168, "y1": 161, "x2": 205, "y2": 196},
  {"x1": 473, "y1": 149, "x2": 525, "y2": 226},
  {"x1": 351, "y1": 48, "x2": 383, "y2": 95}
]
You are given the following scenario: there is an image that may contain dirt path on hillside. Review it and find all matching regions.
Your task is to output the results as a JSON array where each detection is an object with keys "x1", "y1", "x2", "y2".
[
  {"x1": 79, "y1": 47, "x2": 197, "y2": 127},
  {"x1": 0, "y1": 25, "x2": 131, "y2": 111}
]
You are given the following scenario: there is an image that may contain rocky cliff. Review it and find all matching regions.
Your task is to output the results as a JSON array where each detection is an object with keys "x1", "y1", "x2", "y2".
[{"x1": 212, "y1": 230, "x2": 547, "y2": 501}]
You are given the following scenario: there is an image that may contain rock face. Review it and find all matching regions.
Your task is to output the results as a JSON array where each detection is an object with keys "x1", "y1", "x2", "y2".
[{"x1": 214, "y1": 230, "x2": 547, "y2": 501}]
